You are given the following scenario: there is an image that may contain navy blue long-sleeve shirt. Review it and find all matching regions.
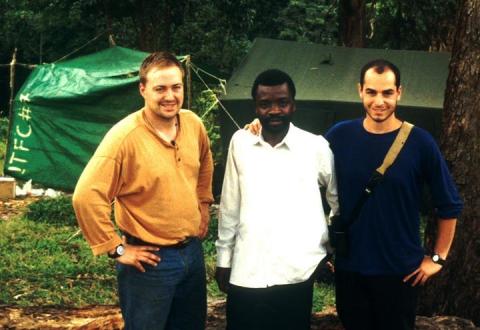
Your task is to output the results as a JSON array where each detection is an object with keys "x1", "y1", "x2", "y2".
[{"x1": 326, "y1": 118, "x2": 463, "y2": 275}]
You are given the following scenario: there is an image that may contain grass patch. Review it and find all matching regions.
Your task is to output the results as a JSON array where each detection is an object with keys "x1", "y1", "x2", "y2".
[
  {"x1": 1, "y1": 206, "x2": 335, "y2": 312},
  {"x1": 0, "y1": 217, "x2": 117, "y2": 306},
  {"x1": 313, "y1": 283, "x2": 335, "y2": 312},
  {"x1": 25, "y1": 195, "x2": 77, "y2": 226}
]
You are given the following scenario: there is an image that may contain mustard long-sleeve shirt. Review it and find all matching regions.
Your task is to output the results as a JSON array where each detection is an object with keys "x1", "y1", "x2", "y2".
[{"x1": 73, "y1": 109, "x2": 214, "y2": 256}]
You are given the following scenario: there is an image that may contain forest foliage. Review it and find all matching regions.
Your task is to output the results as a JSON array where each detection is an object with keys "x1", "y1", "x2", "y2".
[
  {"x1": 0, "y1": 0, "x2": 459, "y2": 161},
  {"x1": 0, "y1": 0, "x2": 457, "y2": 69}
]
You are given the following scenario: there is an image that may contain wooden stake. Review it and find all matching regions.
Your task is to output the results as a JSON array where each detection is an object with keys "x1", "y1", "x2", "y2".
[
  {"x1": 4, "y1": 48, "x2": 17, "y2": 176},
  {"x1": 8, "y1": 48, "x2": 17, "y2": 119}
]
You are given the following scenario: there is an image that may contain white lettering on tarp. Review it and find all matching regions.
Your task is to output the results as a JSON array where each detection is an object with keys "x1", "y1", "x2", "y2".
[
  {"x1": 13, "y1": 138, "x2": 30, "y2": 151},
  {"x1": 8, "y1": 151, "x2": 28, "y2": 165},
  {"x1": 9, "y1": 94, "x2": 33, "y2": 175},
  {"x1": 19, "y1": 94, "x2": 31, "y2": 102},
  {"x1": 18, "y1": 106, "x2": 32, "y2": 121},
  {"x1": 16, "y1": 124, "x2": 32, "y2": 138},
  {"x1": 7, "y1": 166, "x2": 26, "y2": 174}
]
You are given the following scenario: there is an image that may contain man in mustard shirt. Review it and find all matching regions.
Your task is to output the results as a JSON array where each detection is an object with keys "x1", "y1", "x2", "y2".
[{"x1": 73, "y1": 52, "x2": 214, "y2": 329}]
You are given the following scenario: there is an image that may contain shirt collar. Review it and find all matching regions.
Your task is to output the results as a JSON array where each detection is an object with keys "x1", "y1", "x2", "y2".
[{"x1": 251, "y1": 123, "x2": 298, "y2": 150}]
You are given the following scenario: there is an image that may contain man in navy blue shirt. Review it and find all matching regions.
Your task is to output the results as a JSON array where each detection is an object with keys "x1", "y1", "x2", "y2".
[{"x1": 326, "y1": 59, "x2": 462, "y2": 330}]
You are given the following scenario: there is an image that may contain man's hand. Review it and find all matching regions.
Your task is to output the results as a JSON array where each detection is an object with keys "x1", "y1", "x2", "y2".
[
  {"x1": 244, "y1": 118, "x2": 261, "y2": 135},
  {"x1": 314, "y1": 254, "x2": 335, "y2": 284},
  {"x1": 198, "y1": 203, "x2": 210, "y2": 239},
  {"x1": 215, "y1": 267, "x2": 231, "y2": 294},
  {"x1": 403, "y1": 256, "x2": 443, "y2": 286},
  {"x1": 115, "y1": 236, "x2": 161, "y2": 273}
]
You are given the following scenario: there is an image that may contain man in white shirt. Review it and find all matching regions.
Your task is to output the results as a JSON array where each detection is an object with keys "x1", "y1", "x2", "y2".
[{"x1": 215, "y1": 69, "x2": 339, "y2": 330}]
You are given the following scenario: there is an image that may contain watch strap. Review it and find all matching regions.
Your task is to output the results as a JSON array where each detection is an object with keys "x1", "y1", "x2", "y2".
[{"x1": 431, "y1": 254, "x2": 446, "y2": 266}]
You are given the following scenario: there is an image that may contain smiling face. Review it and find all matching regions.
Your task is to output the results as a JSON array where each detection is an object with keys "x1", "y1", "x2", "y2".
[
  {"x1": 255, "y1": 83, "x2": 295, "y2": 134},
  {"x1": 359, "y1": 68, "x2": 402, "y2": 126},
  {"x1": 139, "y1": 65, "x2": 184, "y2": 123}
]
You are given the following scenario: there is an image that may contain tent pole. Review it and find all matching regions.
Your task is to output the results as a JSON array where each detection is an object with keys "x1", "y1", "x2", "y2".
[
  {"x1": 8, "y1": 48, "x2": 17, "y2": 119},
  {"x1": 185, "y1": 55, "x2": 192, "y2": 110},
  {"x1": 4, "y1": 48, "x2": 17, "y2": 176},
  {"x1": 108, "y1": 34, "x2": 117, "y2": 46}
]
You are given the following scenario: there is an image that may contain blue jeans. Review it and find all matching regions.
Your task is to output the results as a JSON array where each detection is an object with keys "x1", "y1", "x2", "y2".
[{"x1": 116, "y1": 238, "x2": 207, "y2": 330}]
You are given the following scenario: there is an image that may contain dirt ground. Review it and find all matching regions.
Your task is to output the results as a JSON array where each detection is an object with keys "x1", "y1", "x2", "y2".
[
  {"x1": 1, "y1": 302, "x2": 478, "y2": 330},
  {"x1": 0, "y1": 196, "x2": 39, "y2": 221},
  {"x1": 0, "y1": 302, "x2": 343, "y2": 330}
]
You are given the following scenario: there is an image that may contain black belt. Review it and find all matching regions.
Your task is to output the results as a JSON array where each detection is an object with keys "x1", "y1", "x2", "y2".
[{"x1": 123, "y1": 232, "x2": 194, "y2": 249}]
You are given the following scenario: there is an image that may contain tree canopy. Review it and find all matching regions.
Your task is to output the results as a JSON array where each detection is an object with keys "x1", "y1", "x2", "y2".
[{"x1": 0, "y1": 0, "x2": 459, "y2": 115}]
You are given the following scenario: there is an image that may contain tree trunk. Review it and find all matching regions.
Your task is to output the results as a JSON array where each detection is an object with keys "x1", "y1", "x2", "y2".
[
  {"x1": 338, "y1": 0, "x2": 366, "y2": 47},
  {"x1": 135, "y1": 0, "x2": 166, "y2": 52},
  {"x1": 135, "y1": 0, "x2": 152, "y2": 51},
  {"x1": 418, "y1": 0, "x2": 480, "y2": 325}
]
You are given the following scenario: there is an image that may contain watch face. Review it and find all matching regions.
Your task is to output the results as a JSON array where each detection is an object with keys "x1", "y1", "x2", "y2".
[
  {"x1": 431, "y1": 254, "x2": 446, "y2": 266},
  {"x1": 116, "y1": 245, "x2": 125, "y2": 256}
]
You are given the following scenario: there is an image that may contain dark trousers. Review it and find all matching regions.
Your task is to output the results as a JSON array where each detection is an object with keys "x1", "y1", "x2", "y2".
[
  {"x1": 335, "y1": 268, "x2": 419, "y2": 330},
  {"x1": 226, "y1": 278, "x2": 314, "y2": 330}
]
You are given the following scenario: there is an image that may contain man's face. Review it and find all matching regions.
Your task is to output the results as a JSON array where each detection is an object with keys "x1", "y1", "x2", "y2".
[
  {"x1": 139, "y1": 65, "x2": 184, "y2": 121},
  {"x1": 255, "y1": 83, "x2": 295, "y2": 133},
  {"x1": 358, "y1": 68, "x2": 401, "y2": 123}
]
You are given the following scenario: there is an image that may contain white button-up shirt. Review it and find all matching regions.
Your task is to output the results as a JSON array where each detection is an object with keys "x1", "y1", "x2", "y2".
[{"x1": 216, "y1": 124, "x2": 339, "y2": 288}]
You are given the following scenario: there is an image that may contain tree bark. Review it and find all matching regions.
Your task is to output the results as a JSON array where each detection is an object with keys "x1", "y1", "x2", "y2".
[
  {"x1": 338, "y1": 0, "x2": 366, "y2": 47},
  {"x1": 135, "y1": 0, "x2": 152, "y2": 51},
  {"x1": 134, "y1": 0, "x2": 185, "y2": 52},
  {"x1": 418, "y1": 0, "x2": 480, "y2": 325}
]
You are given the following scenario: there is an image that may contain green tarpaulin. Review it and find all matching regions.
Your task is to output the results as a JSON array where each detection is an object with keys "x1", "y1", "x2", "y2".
[{"x1": 4, "y1": 46, "x2": 185, "y2": 191}]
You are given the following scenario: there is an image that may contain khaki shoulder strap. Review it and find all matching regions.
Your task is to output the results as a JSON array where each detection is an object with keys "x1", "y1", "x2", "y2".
[{"x1": 376, "y1": 121, "x2": 414, "y2": 175}]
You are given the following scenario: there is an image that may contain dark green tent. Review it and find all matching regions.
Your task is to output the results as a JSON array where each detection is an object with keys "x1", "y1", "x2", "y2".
[
  {"x1": 220, "y1": 38, "x2": 450, "y2": 151},
  {"x1": 4, "y1": 47, "x2": 187, "y2": 191}
]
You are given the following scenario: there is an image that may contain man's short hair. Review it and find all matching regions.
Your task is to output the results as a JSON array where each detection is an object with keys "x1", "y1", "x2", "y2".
[
  {"x1": 360, "y1": 59, "x2": 401, "y2": 89},
  {"x1": 139, "y1": 51, "x2": 184, "y2": 85},
  {"x1": 251, "y1": 69, "x2": 296, "y2": 100}
]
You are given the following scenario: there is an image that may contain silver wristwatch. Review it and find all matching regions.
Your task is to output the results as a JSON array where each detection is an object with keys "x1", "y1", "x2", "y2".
[{"x1": 108, "y1": 244, "x2": 125, "y2": 259}]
